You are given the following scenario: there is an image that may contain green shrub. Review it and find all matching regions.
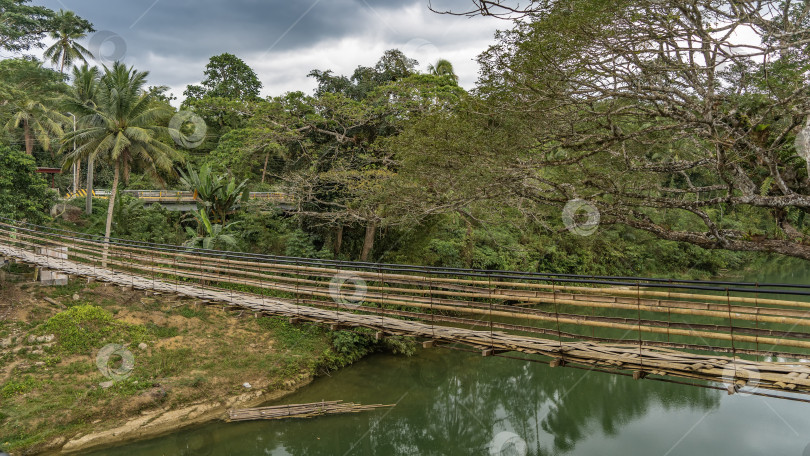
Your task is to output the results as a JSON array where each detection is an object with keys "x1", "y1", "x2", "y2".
[
  {"x1": 0, "y1": 146, "x2": 54, "y2": 223},
  {"x1": 43, "y1": 305, "x2": 146, "y2": 354},
  {"x1": 0, "y1": 376, "x2": 41, "y2": 398}
]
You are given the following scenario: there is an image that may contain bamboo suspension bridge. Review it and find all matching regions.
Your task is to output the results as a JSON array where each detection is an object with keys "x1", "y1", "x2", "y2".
[{"x1": 3, "y1": 219, "x2": 810, "y2": 402}]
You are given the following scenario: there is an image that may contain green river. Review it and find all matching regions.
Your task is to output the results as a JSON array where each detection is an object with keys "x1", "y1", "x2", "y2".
[{"x1": 88, "y1": 262, "x2": 810, "y2": 456}]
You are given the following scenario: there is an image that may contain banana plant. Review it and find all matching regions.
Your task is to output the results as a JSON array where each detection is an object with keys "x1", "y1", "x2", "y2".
[
  {"x1": 183, "y1": 209, "x2": 240, "y2": 251},
  {"x1": 178, "y1": 163, "x2": 248, "y2": 224}
]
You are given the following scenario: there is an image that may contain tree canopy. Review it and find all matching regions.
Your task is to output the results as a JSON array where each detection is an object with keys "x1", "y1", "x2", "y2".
[
  {"x1": 0, "y1": 0, "x2": 55, "y2": 51},
  {"x1": 0, "y1": 145, "x2": 53, "y2": 223},
  {"x1": 404, "y1": 0, "x2": 810, "y2": 261},
  {"x1": 183, "y1": 53, "x2": 263, "y2": 102}
]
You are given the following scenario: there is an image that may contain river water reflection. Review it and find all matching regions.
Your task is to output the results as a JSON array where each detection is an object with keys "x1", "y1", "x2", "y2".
[
  {"x1": 90, "y1": 261, "x2": 810, "y2": 455},
  {"x1": 89, "y1": 347, "x2": 810, "y2": 456}
]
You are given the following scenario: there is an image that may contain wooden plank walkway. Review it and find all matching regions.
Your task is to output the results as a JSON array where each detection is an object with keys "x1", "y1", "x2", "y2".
[{"x1": 3, "y1": 241, "x2": 810, "y2": 398}]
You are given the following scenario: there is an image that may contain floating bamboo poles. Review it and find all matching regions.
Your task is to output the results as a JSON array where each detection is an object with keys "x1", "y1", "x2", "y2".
[{"x1": 227, "y1": 401, "x2": 395, "y2": 422}]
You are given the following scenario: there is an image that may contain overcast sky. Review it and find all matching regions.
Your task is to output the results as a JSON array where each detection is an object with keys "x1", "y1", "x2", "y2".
[{"x1": 33, "y1": 0, "x2": 503, "y2": 104}]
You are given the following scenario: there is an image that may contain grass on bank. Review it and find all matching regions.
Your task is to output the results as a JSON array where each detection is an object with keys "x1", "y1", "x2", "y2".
[{"x1": 0, "y1": 271, "x2": 414, "y2": 454}]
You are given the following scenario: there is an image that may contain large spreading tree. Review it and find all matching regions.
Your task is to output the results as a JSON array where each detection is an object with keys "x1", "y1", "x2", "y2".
[
  {"x1": 281, "y1": 50, "x2": 464, "y2": 260},
  {"x1": 183, "y1": 53, "x2": 263, "y2": 102},
  {"x1": 418, "y1": 0, "x2": 810, "y2": 260},
  {"x1": 0, "y1": 0, "x2": 54, "y2": 51}
]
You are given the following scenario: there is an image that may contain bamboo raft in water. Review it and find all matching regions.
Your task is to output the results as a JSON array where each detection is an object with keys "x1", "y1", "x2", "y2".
[{"x1": 227, "y1": 401, "x2": 395, "y2": 422}]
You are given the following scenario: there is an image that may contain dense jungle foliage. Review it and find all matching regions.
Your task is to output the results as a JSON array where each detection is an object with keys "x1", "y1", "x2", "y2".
[{"x1": 3, "y1": 0, "x2": 809, "y2": 279}]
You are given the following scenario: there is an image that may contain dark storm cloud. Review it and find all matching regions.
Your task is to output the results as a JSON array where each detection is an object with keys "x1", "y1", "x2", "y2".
[
  {"x1": 36, "y1": 0, "x2": 499, "y2": 99},
  {"x1": 44, "y1": 0, "x2": 478, "y2": 56}
]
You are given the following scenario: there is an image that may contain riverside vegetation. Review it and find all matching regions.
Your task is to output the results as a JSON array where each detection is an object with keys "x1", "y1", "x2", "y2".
[{"x1": 0, "y1": 265, "x2": 414, "y2": 454}]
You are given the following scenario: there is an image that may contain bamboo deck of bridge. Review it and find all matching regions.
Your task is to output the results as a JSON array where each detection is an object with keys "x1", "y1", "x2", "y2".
[{"x1": 2, "y1": 221, "x2": 810, "y2": 399}]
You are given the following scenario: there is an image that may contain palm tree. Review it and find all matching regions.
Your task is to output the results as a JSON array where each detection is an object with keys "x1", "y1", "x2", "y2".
[
  {"x1": 66, "y1": 64, "x2": 101, "y2": 214},
  {"x1": 427, "y1": 59, "x2": 459, "y2": 82},
  {"x1": 69, "y1": 64, "x2": 101, "y2": 106},
  {"x1": 5, "y1": 98, "x2": 68, "y2": 155},
  {"x1": 43, "y1": 10, "x2": 94, "y2": 74},
  {"x1": 62, "y1": 62, "x2": 182, "y2": 265}
]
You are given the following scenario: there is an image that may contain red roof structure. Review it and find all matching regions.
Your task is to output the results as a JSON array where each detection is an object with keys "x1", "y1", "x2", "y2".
[{"x1": 35, "y1": 167, "x2": 62, "y2": 188}]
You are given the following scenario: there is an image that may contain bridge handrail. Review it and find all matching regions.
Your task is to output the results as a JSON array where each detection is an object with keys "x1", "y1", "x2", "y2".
[
  {"x1": 1, "y1": 216, "x2": 808, "y2": 296},
  {"x1": 6, "y1": 223, "x2": 810, "y2": 401}
]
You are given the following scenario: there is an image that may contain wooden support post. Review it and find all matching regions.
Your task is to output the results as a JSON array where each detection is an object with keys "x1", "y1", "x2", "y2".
[
  {"x1": 289, "y1": 317, "x2": 300, "y2": 325},
  {"x1": 633, "y1": 370, "x2": 647, "y2": 380},
  {"x1": 549, "y1": 358, "x2": 566, "y2": 368},
  {"x1": 375, "y1": 331, "x2": 384, "y2": 341},
  {"x1": 422, "y1": 340, "x2": 436, "y2": 349},
  {"x1": 482, "y1": 348, "x2": 495, "y2": 357},
  {"x1": 330, "y1": 323, "x2": 341, "y2": 331}
]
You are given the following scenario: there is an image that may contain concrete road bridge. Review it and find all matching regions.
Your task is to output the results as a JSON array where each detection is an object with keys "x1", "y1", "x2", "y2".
[{"x1": 63, "y1": 189, "x2": 293, "y2": 211}]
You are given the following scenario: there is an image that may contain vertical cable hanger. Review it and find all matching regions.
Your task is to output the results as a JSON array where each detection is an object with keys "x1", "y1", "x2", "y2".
[
  {"x1": 334, "y1": 262, "x2": 341, "y2": 327},
  {"x1": 666, "y1": 279, "x2": 672, "y2": 344},
  {"x1": 227, "y1": 251, "x2": 234, "y2": 309},
  {"x1": 428, "y1": 267, "x2": 435, "y2": 341},
  {"x1": 197, "y1": 251, "x2": 204, "y2": 301},
  {"x1": 295, "y1": 258, "x2": 301, "y2": 321},
  {"x1": 150, "y1": 246, "x2": 155, "y2": 291},
  {"x1": 553, "y1": 280, "x2": 563, "y2": 362},
  {"x1": 636, "y1": 280, "x2": 644, "y2": 376},
  {"x1": 726, "y1": 287, "x2": 738, "y2": 390},
  {"x1": 173, "y1": 250, "x2": 178, "y2": 295},
  {"x1": 488, "y1": 272, "x2": 494, "y2": 351},
  {"x1": 754, "y1": 282, "x2": 760, "y2": 358},
  {"x1": 378, "y1": 263, "x2": 385, "y2": 338},
  {"x1": 258, "y1": 257, "x2": 266, "y2": 310}
]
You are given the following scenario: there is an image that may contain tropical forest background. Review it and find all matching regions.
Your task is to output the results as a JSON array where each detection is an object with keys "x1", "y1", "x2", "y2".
[{"x1": 2, "y1": 0, "x2": 810, "y2": 280}]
